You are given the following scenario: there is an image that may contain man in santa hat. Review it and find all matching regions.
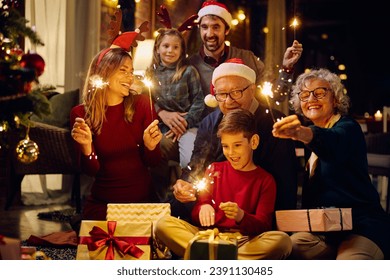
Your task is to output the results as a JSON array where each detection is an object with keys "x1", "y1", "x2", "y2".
[
  {"x1": 188, "y1": 0, "x2": 303, "y2": 117},
  {"x1": 170, "y1": 58, "x2": 298, "y2": 224}
]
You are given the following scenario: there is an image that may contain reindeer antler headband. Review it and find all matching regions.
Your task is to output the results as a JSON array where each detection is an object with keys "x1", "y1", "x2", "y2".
[
  {"x1": 96, "y1": 8, "x2": 149, "y2": 66},
  {"x1": 156, "y1": 5, "x2": 198, "y2": 32}
]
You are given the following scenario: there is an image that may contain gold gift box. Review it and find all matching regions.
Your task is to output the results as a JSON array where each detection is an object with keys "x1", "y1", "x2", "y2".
[
  {"x1": 275, "y1": 208, "x2": 353, "y2": 232},
  {"x1": 0, "y1": 236, "x2": 21, "y2": 260},
  {"x1": 76, "y1": 220, "x2": 152, "y2": 260}
]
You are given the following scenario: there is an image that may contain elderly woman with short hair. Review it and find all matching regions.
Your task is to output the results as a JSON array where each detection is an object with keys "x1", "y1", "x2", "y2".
[{"x1": 272, "y1": 68, "x2": 390, "y2": 260}]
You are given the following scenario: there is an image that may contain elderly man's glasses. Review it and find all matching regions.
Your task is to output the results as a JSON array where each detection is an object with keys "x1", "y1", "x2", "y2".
[
  {"x1": 214, "y1": 84, "x2": 251, "y2": 102},
  {"x1": 298, "y1": 87, "x2": 331, "y2": 102}
]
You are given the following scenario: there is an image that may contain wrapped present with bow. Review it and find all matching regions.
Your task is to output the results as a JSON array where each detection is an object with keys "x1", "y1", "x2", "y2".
[
  {"x1": 76, "y1": 220, "x2": 152, "y2": 260},
  {"x1": 0, "y1": 235, "x2": 21, "y2": 260},
  {"x1": 275, "y1": 208, "x2": 353, "y2": 232},
  {"x1": 184, "y1": 228, "x2": 240, "y2": 260},
  {"x1": 106, "y1": 203, "x2": 171, "y2": 260}
]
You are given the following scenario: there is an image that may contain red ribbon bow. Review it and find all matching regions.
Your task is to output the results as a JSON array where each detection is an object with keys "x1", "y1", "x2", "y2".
[
  {"x1": 0, "y1": 235, "x2": 5, "y2": 245},
  {"x1": 80, "y1": 221, "x2": 147, "y2": 260}
]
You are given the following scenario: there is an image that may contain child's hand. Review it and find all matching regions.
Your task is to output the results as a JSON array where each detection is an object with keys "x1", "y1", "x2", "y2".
[
  {"x1": 159, "y1": 111, "x2": 188, "y2": 135},
  {"x1": 219, "y1": 202, "x2": 244, "y2": 223},
  {"x1": 143, "y1": 119, "x2": 162, "y2": 150},
  {"x1": 199, "y1": 204, "x2": 215, "y2": 227}
]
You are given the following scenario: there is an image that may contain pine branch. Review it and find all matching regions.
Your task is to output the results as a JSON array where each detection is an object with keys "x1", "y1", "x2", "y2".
[{"x1": 0, "y1": 8, "x2": 44, "y2": 46}]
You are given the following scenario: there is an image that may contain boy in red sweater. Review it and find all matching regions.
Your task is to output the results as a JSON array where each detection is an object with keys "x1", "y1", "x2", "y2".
[{"x1": 155, "y1": 108, "x2": 291, "y2": 259}]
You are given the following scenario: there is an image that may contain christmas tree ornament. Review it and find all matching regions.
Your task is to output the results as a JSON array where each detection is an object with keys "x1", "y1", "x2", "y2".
[
  {"x1": 20, "y1": 51, "x2": 46, "y2": 77},
  {"x1": 15, "y1": 125, "x2": 39, "y2": 164}
]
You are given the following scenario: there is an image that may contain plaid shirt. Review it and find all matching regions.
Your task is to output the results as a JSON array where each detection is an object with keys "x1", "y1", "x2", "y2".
[{"x1": 151, "y1": 63, "x2": 205, "y2": 129}]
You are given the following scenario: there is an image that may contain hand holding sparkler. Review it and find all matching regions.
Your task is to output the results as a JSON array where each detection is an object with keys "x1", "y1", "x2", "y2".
[
  {"x1": 272, "y1": 114, "x2": 313, "y2": 144},
  {"x1": 282, "y1": 40, "x2": 303, "y2": 69},
  {"x1": 172, "y1": 179, "x2": 197, "y2": 203},
  {"x1": 219, "y1": 202, "x2": 244, "y2": 223},
  {"x1": 71, "y1": 117, "x2": 93, "y2": 156},
  {"x1": 143, "y1": 119, "x2": 162, "y2": 151}
]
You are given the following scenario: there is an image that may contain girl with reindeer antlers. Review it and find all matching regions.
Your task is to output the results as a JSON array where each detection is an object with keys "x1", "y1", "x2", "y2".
[
  {"x1": 147, "y1": 5, "x2": 205, "y2": 199},
  {"x1": 70, "y1": 9, "x2": 162, "y2": 221}
]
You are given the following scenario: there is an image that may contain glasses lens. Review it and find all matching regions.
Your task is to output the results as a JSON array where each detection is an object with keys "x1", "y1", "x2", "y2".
[
  {"x1": 229, "y1": 90, "x2": 243, "y2": 100},
  {"x1": 215, "y1": 94, "x2": 227, "y2": 102},
  {"x1": 314, "y1": 88, "x2": 327, "y2": 98},
  {"x1": 299, "y1": 91, "x2": 310, "y2": 101}
]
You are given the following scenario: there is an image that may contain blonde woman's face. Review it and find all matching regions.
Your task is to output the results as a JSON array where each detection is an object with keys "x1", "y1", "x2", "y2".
[{"x1": 107, "y1": 56, "x2": 134, "y2": 104}]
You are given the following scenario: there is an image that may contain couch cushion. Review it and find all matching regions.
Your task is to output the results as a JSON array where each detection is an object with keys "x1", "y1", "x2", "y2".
[{"x1": 31, "y1": 89, "x2": 79, "y2": 129}]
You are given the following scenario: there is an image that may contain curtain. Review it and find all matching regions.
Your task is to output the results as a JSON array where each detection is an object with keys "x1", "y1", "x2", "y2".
[
  {"x1": 264, "y1": 0, "x2": 288, "y2": 114},
  {"x1": 25, "y1": 0, "x2": 100, "y2": 93}
]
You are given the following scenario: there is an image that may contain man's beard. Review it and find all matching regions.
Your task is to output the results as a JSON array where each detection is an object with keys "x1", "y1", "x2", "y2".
[{"x1": 203, "y1": 36, "x2": 223, "y2": 52}]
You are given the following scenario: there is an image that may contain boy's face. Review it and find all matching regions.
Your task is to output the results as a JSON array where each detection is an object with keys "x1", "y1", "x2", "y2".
[{"x1": 220, "y1": 132, "x2": 259, "y2": 172}]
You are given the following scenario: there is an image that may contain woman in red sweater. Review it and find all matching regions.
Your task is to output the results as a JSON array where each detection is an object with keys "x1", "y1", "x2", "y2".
[{"x1": 70, "y1": 46, "x2": 162, "y2": 220}]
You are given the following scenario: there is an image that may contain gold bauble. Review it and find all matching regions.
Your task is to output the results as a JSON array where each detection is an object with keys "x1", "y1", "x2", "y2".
[{"x1": 16, "y1": 138, "x2": 39, "y2": 164}]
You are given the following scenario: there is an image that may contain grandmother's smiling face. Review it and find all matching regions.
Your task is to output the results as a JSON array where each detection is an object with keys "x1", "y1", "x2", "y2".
[{"x1": 300, "y1": 78, "x2": 336, "y2": 127}]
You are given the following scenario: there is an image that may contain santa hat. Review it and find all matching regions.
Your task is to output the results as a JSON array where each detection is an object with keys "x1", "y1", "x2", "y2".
[
  {"x1": 212, "y1": 58, "x2": 256, "y2": 85},
  {"x1": 204, "y1": 58, "x2": 256, "y2": 108},
  {"x1": 198, "y1": 1, "x2": 232, "y2": 28}
]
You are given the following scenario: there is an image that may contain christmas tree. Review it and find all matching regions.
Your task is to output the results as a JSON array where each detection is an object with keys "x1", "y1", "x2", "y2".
[{"x1": 0, "y1": 0, "x2": 53, "y2": 130}]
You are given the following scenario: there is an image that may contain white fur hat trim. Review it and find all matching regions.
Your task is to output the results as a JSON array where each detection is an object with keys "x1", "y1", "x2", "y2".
[
  {"x1": 198, "y1": 4, "x2": 232, "y2": 28},
  {"x1": 212, "y1": 61, "x2": 256, "y2": 86}
]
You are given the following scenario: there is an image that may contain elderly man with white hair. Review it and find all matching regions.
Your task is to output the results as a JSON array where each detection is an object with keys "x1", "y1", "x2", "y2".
[{"x1": 169, "y1": 58, "x2": 298, "y2": 226}]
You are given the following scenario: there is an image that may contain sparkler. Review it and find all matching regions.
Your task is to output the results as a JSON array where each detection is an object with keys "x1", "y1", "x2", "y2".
[
  {"x1": 260, "y1": 81, "x2": 276, "y2": 123},
  {"x1": 290, "y1": 17, "x2": 299, "y2": 41},
  {"x1": 143, "y1": 77, "x2": 154, "y2": 120},
  {"x1": 86, "y1": 75, "x2": 109, "y2": 115},
  {"x1": 187, "y1": 165, "x2": 216, "y2": 204}
]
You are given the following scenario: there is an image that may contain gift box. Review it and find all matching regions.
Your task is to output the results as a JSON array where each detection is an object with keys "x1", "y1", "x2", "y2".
[
  {"x1": 106, "y1": 203, "x2": 171, "y2": 230},
  {"x1": 106, "y1": 203, "x2": 171, "y2": 259},
  {"x1": 0, "y1": 235, "x2": 21, "y2": 260},
  {"x1": 184, "y1": 229, "x2": 240, "y2": 260},
  {"x1": 275, "y1": 208, "x2": 353, "y2": 232},
  {"x1": 76, "y1": 220, "x2": 152, "y2": 260}
]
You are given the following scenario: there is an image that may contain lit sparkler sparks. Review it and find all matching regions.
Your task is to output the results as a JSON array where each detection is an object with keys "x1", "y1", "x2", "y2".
[
  {"x1": 290, "y1": 17, "x2": 299, "y2": 40},
  {"x1": 260, "y1": 81, "x2": 276, "y2": 123},
  {"x1": 143, "y1": 78, "x2": 154, "y2": 120},
  {"x1": 86, "y1": 75, "x2": 109, "y2": 115}
]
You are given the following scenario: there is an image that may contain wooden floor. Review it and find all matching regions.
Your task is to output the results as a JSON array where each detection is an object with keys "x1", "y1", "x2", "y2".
[{"x1": 0, "y1": 187, "x2": 73, "y2": 241}]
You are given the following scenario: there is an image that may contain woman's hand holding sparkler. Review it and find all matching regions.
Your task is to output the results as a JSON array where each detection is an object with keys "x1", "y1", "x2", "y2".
[
  {"x1": 282, "y1": 40, "x2": 303, "y2": 69},
  {"x1": 199, "y1": 204, "x2": 215, "y2": 227},
  {"x1": 143, "y1": 119, "x2": 162, "y2": 151},
  {"x1": 172, "y1": 179, "x2": 196, "y2": 203},
  {"x1": 272, "y1": 115, "x2": 313, "y2": 144},
  {"x1": 72, "y1": 117, "x2": 93, "y2": 156},
  {"x1": 219, "y1": 202, "x2": 244, "y2": 223}
]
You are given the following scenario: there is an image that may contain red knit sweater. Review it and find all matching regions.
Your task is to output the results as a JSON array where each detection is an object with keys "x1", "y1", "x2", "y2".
[
  {"x1": 70, "y1": 94, "x2": 161, "y2": 217},
  {"x1": 192, "y1": 161, "x2": 276, "y2": 235}
]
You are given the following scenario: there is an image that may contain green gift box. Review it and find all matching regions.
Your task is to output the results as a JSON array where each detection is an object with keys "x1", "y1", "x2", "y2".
[{"x1": 184, "y1": 229, "x2": 239, "y2": 260}]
